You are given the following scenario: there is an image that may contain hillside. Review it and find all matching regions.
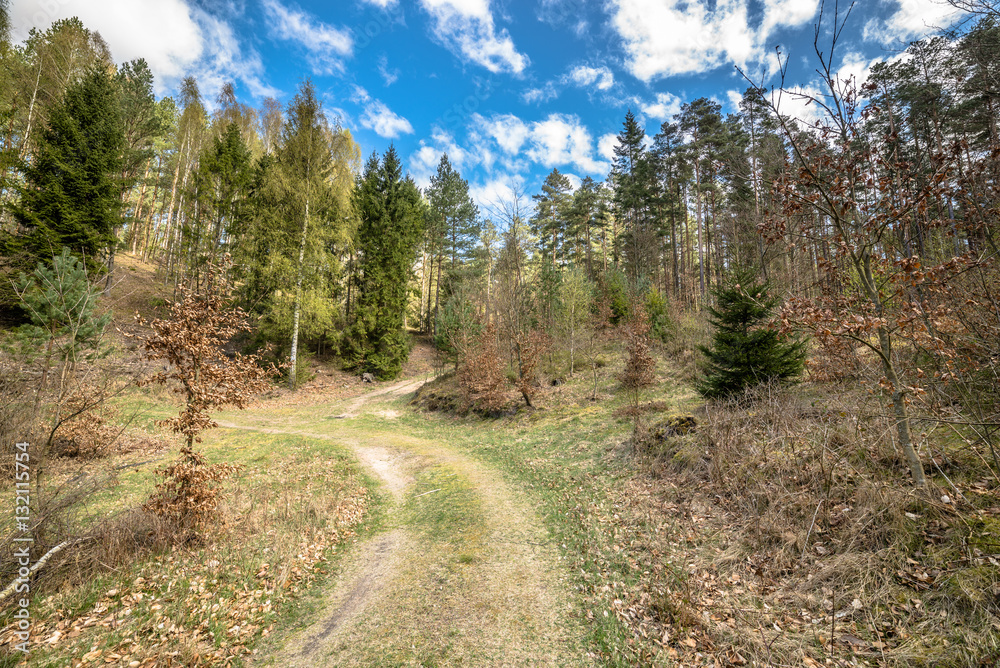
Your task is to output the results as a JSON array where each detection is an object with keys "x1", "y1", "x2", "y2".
[{"x1": 0, "y1": 254, "x2": 997, "y2": 667}]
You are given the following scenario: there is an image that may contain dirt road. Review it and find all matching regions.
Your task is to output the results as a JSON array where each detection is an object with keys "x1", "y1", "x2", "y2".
[{"x1": 219, "y1": 377, "x2": 592, "y2": 667}]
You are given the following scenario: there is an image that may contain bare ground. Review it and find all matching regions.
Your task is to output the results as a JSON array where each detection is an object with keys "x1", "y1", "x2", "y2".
[{"x1": 219, "y1": 372, "x2": 592, "y2": 667}]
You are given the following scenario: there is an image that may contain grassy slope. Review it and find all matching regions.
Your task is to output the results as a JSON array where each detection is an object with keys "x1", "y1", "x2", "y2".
[
  {"x1": 0, "y1": 424, "x2": 382, "y2": 667},
  {"x1": 409, "y1": 370, "x2": 1000, "y2": 667},
  {"x1": 3, "y1": 254, "x2": 999, "y2": 667}
]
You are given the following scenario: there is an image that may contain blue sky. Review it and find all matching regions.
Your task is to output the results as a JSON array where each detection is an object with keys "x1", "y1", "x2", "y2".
[{"x1": 10, "y1": 0, "x2": 968, "y2": 210}]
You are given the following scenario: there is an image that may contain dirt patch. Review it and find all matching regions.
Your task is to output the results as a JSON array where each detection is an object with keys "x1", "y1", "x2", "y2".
[
  {"x1": 335, "y1": 378, "x2": 428, "y2": 418},
  {"x1": 105, "y1": 253, "x2": 171, "y2": 327},
  {"x1": 266, "y1": 529, "x2": 410, "y2": 668},
  {"x1": 352, "y1": 445, "x2": 411, "y2": 500},
  {"x1": 296, "y1": 434, "x2": 590, "y2": 667}
]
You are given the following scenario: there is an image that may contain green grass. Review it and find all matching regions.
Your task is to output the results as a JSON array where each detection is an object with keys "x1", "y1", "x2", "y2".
[
  {"x1": 374, "y1": 376, "x2": 698, "y2": 667},
  {"x1": 402, "y1": 464, "x2": 484, "y2": 547}
]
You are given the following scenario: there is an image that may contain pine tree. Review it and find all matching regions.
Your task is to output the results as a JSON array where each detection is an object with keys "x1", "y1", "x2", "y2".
[
  {"x1": 679, "y1": 98, "x2": 725, "y2": 298},
  {"x1": 531, "y1": 168, "x2": 573, "y2": 266},
  {"x1": 13, "y1": 248, "x2": 110, "y2": 493},
  {"x1": 566, "y1": 176, "x2": 604, "y2": 276},
  {"x1": 424, "y1": 153, "x2": 478, "y2": 331},
  {"x1": 697, "y1": 272, "x2": 805, "y2": 399},
  {"x1": 651, "y1": 121, "x2": 690, "y2": 298}
]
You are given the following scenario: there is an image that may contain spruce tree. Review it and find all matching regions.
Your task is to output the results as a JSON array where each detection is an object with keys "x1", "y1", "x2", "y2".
[
  {"x1": 697, "y1": 271, "x2": 805, "y2": 399},
  {"x1": 611, "y1": 110, "x2": 650, "y2": 281},
  {"x1": 5, "y1": 67, "x2": 124, "y2": 297},
  {"x1": 348, "y1": 147, "x2": 424, "y2": 379}
]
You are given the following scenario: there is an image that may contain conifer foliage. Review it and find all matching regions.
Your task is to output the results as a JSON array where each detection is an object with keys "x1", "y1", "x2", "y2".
[
  {"x1": 6, "y1": 68, "x2": 123, "y2": 285},
  {"x1": 347, "y1": 147, "x2": 424, "y2": 379},
  {"x1": 698, "y1": 272, "x2": 805, "y2": 399}
]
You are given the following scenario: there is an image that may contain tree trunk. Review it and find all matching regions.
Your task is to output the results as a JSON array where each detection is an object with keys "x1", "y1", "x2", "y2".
[
  {"x1": 19, "y1": 60, "x2": 42, "y2": 162},
  {"x1": 141, "y1": 156, "x2": 163, "y2": 260},
  {"x1": 162, "y1": 132, "x2": 191, "y2": 281},
  {"x1": 130, "y1": 159, "x2": 152, "y2": 254},
  {"x1": 694, "y1": 163, "x2": 705, "y2": 300},
  {"x1": 877, "y1": 327, "x2": 927, "y2": 488},
  {"x1": 433, "y1": 253, "x2": 443, "y2": 336},
  {"x1": 289, "y1": 196, "x2": 309, "y2": 390}
]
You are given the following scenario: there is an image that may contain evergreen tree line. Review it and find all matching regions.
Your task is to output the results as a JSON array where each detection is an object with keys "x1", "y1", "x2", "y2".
[{"x1": 2, "y1": 8, "x2": 1000, "y2": 425}]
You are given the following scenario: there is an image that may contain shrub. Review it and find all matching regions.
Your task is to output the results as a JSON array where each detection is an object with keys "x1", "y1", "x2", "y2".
[
  {"x1": 458, "y1": 323, "x2": 508, "y2": 414},
  {"x1": 134, "y1": 264, "x2": 276, "y2": 535},
  {"x1": 617, "y1": 305, "x2": 656, "y2": 427},
  {"x1": 644, "y1": 286, "x2": 673, "y2": 343}
]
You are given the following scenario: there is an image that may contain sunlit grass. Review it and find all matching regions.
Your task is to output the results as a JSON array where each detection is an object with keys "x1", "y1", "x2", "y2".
[{"x1": 0, "y1": 406, "x2": 381, "y2": 667}]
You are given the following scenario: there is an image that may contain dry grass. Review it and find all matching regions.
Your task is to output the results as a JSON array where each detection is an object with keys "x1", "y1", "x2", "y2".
[
  {"x1": 0, "y1": 429, "x2": 374, "y2": 667},
  {"x1": 629, "y1": 381, "x2": 1000, "y2": 666}
]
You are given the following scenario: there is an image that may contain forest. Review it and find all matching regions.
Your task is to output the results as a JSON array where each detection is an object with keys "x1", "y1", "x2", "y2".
[{"x1": 2, "y1": 0, "x2": 1000, "y2": 666}]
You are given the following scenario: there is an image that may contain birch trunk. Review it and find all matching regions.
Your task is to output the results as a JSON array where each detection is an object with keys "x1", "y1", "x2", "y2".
[{"x1": 289, "y1": 196, "x2": 308, "y2": 389}]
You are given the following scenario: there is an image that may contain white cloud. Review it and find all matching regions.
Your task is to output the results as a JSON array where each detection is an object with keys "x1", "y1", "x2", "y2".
[
  {"x1": 641, "y1": 92, "x2": 683, "y2": 120},
  {"x1": 598, "y1": 133, "x2": 618, "y2": 161},
  {"x1": 361, "y1": 0, "x2": 398, "y2": 7},
  {"x1": 522, "y1": 84, "x2": 558, "y2": 104},
  {"x1": 472, "y1": 174, "x2": 529, "y2": 219},
  {"x1": 419, "y1": 0, "x2": 528, "y2": 74},
  {"x1": 609, "y1": 0, "x2": 819, "y2": 81},
  {"x1": 354, "y1": 86, "x2": 413, "y2": 138},
  {"x1": 514, "y1": 113, "x2": 608, "y2": 174},
  {"x1": 477, "y1": 113, "x2": 530, "y2": 154},
  {"x1": 726, "y1": 89, "x2": 744, "y2": 111},
  {"x1": 12, "y1": 0, "x2": 193, "y2": 84},
  {"x1": 568, "y1": 65, "x2": 615, "y2": 90},
  {"x1": 378, "y1": 55, "x2": 400, "y2": 86},
  {"x1": 762, "y1": 0, "x2": 820, "y2": 36},
  {"x1": 361, "y1": 100, "x2": 414, "y2": 138},
  {"x1": 262, "y1": 0, "x2": 352, "y2": 75},
  {"x1": 836, "y1": 51, "x2": 882, "y2": 89},
  {"x1": 864, "y1": 0, "x2": 961, "y2": 43},
  {"x1": 472, "y1": 112, "x2": 608, "y2": 174},
  {"x1": 410, "y1": 129, "x2": 526, "y2": 211},
  {"x1": 9, "y1": 0, "x2": 278, "y2": 99},
  {"x1": 195, "y1": 11, "x2": 279, "y2": 99},
  {"x1": 412, "y1": 112, "x2": 608, "y2": 202},
  {"x1": 770, "y1": 83, "x2": 827, "y2": 128},
  {"x1": 411, "y1": 145, "x2": 445, "y2": 188},
  {"x1": 409, "y1": 128, "x2": 474, "y2": 187}
]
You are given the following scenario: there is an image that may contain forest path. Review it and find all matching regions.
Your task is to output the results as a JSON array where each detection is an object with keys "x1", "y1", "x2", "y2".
[{"x1": 219, "y1": 374, "x2": 592, "y2": 667}]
